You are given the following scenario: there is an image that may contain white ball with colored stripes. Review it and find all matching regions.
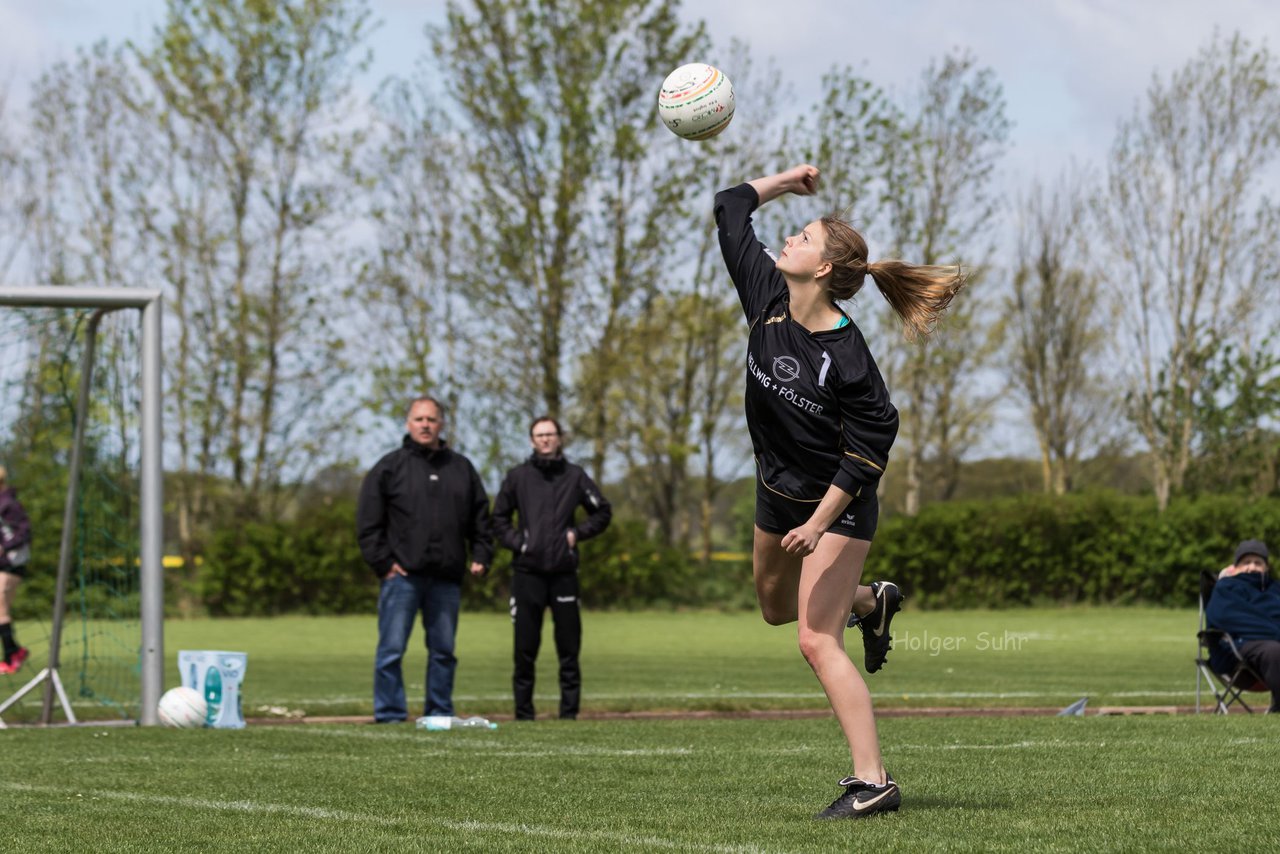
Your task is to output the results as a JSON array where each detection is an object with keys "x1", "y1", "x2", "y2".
[
  {"x1": 157, "y1": 685, "x2": 208, "y2": 728},
  {"x1": 657, "y1": 63, "x2": 735, "y2": 141}
]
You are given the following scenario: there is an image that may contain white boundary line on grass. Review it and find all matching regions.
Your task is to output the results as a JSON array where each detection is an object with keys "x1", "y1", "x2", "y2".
[
  {"x1": 293, "y1": 730, "x2": 1115, "y2": 756},
  {"x1": 894, "y1": 739, "x2": 1109, "y2": 751},
  {"x1": 297, "y1": 728, "x2": 697, "y2": 757},
  {"x1": 3, "y1": 783, "x2": 769, "y2": 853}
]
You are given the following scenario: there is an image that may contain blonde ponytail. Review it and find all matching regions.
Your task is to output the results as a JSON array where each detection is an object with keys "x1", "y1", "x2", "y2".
[
  {"x1": 820, "y1": 215, "x2": 967, "y2": 340},
  {"x1": 865, "y1": 260, "x2": 967, "y2": 341}
]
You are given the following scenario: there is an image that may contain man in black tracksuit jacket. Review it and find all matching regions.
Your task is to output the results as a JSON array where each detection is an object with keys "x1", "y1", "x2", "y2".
[
  {"x1": 356, "y1": 397, "x2": 493, "y2": 722},
  {"x1": 492, "y1": 417, "x2": 611, "y2": 720}
]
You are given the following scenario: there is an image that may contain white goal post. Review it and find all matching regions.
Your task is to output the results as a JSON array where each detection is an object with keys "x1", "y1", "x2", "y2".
[{"x1": 0, "y1": 286, "x2": 164, "y2": 725}]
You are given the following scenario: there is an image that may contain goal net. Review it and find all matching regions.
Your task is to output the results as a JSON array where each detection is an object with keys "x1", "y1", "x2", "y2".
[{"x1": 0, "y1": 288, "x2": 163, "y2": 724}]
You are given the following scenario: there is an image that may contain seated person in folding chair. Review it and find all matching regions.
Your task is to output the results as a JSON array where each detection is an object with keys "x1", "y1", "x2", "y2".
[{"x1": 1205, "y1": 540, "x2": 1280, "y2": 713}]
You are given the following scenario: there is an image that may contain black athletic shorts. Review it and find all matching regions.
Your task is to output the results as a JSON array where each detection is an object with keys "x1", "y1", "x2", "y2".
[{"x1": 755, "y1": 478, "x2": 879, "y2": 541}]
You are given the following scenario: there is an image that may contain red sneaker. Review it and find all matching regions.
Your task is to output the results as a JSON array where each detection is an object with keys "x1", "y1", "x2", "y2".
[
  {"x1": 0, "y1": 661, "x2": 10, "y2": 676},
  {"x1": 6, "y1": 647, "x2": 28, "y2": 673}
]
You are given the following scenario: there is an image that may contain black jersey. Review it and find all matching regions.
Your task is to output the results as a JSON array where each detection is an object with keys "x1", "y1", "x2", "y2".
[{"x1": 715, "y1": 183, "x2": 899, "y2": 502}]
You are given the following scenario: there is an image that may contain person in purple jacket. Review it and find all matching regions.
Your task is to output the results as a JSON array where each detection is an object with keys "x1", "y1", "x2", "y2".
[
  {"x1": 1206, "y1": 540, "x2": 1280, "y2": 713},
  {"x1": 0, "y1": 465, "x2": 32, "y2": 675}
]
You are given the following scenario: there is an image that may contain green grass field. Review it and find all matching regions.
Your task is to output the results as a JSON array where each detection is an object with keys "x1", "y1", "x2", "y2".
[
  {"x1": 163, "y1": 607, "x2": 1219, "y2": 717},
  {"x1": 3, "y1": 716, "x2": 1278, "y2": 851},
  {"x1": 2, "y1": 607, "x2": 1277, "y2": 851},
  {"x1": 0, "y1": 607, "x2": 1225, "y2": 721}
]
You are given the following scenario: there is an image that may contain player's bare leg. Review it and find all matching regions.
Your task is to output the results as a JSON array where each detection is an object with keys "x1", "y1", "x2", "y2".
[{"x1": 753, "y1": 526, "x2": 874, "y2": 625}]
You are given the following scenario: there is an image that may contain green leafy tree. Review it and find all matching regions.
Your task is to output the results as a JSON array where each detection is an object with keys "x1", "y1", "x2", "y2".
[
  {"x1": 795, "y1": 66, "x2": 900, "y2": 230},
  {"x1": 606, "y1": 291, "x2": 740, "y2": 547},
  {"x1": 1184, "y1": 337, "x2": 1280, "y2": 496},
  {"x1": 358, "y1": 79, "x2": 467, "y2": 424},
  {"x1": 1008, "y1": 169, "x2": 1113, "y2": 494},
  {"x1": 586, "y1": 43, "x2": 784, "y2": 551},
  {"x1": 1098, "y1": 31, "x2": 1280, "y2": 509},
  {"x1": 21, "y1": 43, "x2": 155, "y2": 297},
  {"x1": 875, "y1": 51, "x2": 1011, "y2": 513},
  {"x1": 136, "y1": 0, "x2": 374, "y2": 516},
  {"x1": 0, "y1": 88, "x2": 28, "y2": 281},
  {"x1": 429, "y1": 0, "x2": 705, "y2": 469}
]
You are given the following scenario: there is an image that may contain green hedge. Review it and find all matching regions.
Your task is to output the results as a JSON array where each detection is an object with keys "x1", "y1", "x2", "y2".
[
  {"x1": 865, "y1": 492, "x2": 1280, "y2": 608},
  {"x1": 15, "y1": 490, "x2": 1279, "y2": 618},
  {"x1": 200, "y1": 498, "x2": 379, "y2": 616},
  {"x1": 454, "y1": 517, "x2": 754, "y2": 612},
  {"x1": 194, "y1": 491, "x2": 1280, "y2": 616},
  {"x1": 197, "y1": 501, "x2": 746, "y2": 617}
]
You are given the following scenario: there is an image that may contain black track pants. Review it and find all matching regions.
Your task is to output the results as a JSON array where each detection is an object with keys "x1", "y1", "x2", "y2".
[
  {"x1": 511, "y1": 571, "x2": 581, "y2": 720},
  {"x1": 1240, "y1": 640, "x2": 1280, "y2": 712}
]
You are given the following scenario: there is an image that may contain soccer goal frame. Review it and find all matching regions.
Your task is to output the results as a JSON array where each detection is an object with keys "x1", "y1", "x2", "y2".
[{"x1": 0, "y1": 286, "x2": 164, "y2": 726}]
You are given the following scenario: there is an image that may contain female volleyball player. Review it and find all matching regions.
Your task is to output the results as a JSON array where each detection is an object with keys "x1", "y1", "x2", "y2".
[{"x1": 715, "y1": 164, "x2": 965, "y2": 819}]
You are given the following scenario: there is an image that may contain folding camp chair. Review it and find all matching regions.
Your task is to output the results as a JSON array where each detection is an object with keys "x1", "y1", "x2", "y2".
[{"x1": 1195, "y1": 569, "x2": 1270, "y2": 714}]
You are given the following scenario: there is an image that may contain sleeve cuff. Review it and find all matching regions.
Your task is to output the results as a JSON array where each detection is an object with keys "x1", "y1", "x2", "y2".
[
  {"x1": 832, "y1": 466, "x2": 876, "y2": 496},
  {"x1": 723, "y1": 182, "x2": 759, "y2": 210}
]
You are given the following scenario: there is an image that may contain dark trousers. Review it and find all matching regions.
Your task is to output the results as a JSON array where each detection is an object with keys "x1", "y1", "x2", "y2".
[
  {"x1": 1240, "y1": 640, "x2": 1280, "y2": 712},
  {"x1": 511, "y1": 571, "x2": 581, "y2": 720}
]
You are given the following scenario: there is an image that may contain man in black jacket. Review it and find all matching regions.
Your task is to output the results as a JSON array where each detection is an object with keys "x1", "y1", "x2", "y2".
[
  {"x1": 493, "y1": 417, "x2": 611, "y2": 720},
  {"x1": 356, "y1": 397, "x2": 493, "y2": 723}
]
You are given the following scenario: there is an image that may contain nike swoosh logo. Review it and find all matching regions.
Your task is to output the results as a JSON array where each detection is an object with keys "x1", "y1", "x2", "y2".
[
  {"x1": 872, "y1": 599, "x2": 890, "y2": 637},
  {"x1": 852, "y1": 786, "x2": 896, "y2": 812}
]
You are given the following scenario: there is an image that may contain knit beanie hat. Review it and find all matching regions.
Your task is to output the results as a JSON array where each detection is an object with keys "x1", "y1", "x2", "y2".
[{"x1": 1233, "y1": 539, "x2": 1270, "y2": 566}]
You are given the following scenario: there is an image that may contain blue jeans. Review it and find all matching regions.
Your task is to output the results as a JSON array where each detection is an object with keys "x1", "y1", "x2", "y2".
[{"x1": 374, "y1": 573, "x2": 461, "y2": 721}]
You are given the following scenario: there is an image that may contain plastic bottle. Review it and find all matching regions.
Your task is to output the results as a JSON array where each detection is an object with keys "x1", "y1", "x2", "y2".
[
  {"x1": 415, "y1": 715, "x2": 498, "y2": 731},
  {"x1": 204, "y1": 666, "x2": 222, "y2": 726}
]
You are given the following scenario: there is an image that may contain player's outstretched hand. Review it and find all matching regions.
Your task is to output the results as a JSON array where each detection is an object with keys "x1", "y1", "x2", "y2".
[
  {"x1": 749, "y1": 165, "x2": 821, "y2": 206},
  {"x1": 784, "y1": 164, "x2": 820, "y2": 196}
]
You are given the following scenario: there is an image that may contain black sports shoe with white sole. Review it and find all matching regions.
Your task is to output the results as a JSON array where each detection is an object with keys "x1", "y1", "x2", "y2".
[
  {"x1": 848, "y1": 581, "x2": 903, "y2": 673},
  {"x1": 814, "y1": 774, "x2": 901, "y2": 820}
]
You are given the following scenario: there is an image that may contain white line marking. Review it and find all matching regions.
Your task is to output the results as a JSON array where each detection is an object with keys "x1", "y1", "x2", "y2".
[
  {"x1": 296, "y1": 728, "x2": 695, "y2": 756},
  {"x1": 4, "y1": 783, "x2": 392, "y2": 823},
  {"x1": 892, "y1": 740, "x2": 1108, "y2": 751},
  {"x1": 2, "y1": 783, "x2": 768, "y2": 853}
]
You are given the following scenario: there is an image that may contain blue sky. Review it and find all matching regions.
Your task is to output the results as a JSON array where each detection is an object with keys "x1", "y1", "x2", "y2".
[{"x1": 4, "y1": 0, "x2": 1273, "y2": 187}]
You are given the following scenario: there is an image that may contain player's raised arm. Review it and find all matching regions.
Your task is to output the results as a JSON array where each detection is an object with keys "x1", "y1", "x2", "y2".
[{"x1": 748, "y1": 164, "x2": 820, "y2": 206}]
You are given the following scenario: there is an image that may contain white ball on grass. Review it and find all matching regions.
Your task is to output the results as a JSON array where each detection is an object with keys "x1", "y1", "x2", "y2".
[{"x1": 157, "y1": 686, "x2": 208, "y2": 728}]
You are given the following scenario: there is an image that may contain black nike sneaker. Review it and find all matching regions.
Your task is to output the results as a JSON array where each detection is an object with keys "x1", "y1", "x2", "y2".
[
  {"x1": 814, "y1": 774, "x2": 901, "y2": 820},
  {"x1": 849, "y1": 581, "x2": 903, "y2": 673}
]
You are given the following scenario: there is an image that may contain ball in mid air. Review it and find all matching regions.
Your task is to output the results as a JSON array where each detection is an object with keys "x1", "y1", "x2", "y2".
[{"x1": 657, "y1": 63, "x2": 735, "y2": 141}]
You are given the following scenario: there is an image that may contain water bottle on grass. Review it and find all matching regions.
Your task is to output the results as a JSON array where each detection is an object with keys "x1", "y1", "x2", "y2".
[{"x1": 416, "y1": 715, "x2": 498, "y2": 731}]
